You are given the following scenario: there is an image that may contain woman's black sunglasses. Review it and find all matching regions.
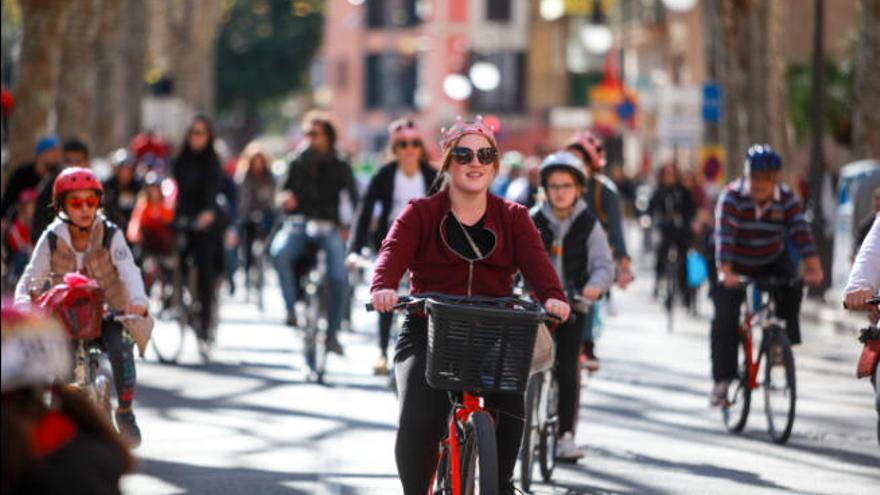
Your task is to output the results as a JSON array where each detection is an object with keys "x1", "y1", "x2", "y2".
[
  {"x1": 451, "y1": 147, "x2": 497, "y2": 166},
  {"x1": 395, "y1": 140, "x2": 422, "y2": 149}
]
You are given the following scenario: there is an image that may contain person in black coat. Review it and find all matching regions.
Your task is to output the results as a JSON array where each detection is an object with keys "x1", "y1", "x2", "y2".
[
  {"x1": 648, "y1": 162, "x2": 697, "y2": 307},
  {"x1": 172, "y1": 115, "x2": 224, "y2": 339},
  {"x1": 347, "y1": 118, "x2": 437, "y2": 375}
]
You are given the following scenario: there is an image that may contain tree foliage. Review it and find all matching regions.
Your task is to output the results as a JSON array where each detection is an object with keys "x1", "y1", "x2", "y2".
[
  {"x1": 215, "y1": 0, "x2": 323, "y2": 111},
  {"x1": 786, "y1": 59, "x2": 855, "y2": 146}
]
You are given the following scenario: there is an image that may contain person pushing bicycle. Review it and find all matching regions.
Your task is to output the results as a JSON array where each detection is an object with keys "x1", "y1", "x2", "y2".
[
  {"x1": 530, "y1": 151, "x2": 615, "y2": 461},
  {"x1": 710, "y1": 145, "x2": 823, "y2": 406},
  {"x1": 13, "y1": 167, "x2": 152, "y2": 446},
  {"x1": 370, "y1": 117, "x2": 570, "y2": 494}
]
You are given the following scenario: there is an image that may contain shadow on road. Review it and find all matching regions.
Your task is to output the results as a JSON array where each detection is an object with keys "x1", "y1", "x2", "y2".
[{"x1": 136, "y1": 458, "x2": 397, "y2": 495}]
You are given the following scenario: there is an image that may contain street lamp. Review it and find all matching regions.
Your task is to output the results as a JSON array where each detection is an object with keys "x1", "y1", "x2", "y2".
[
  {"x1": 580, "y1": 0, "x2": 613, "y2": 55},
  {"x1": 443, "y1": 74, "x2": 473, "y2": 101},
  {"x1": 661, "y1": 0, "x2": 697, "y2": 13},
  {"x1": 469, "y1": 62, "x2": 501, "y2": 92},
  {"x1": 539, "y1": 0, "x2": 565, "y2": 21}
]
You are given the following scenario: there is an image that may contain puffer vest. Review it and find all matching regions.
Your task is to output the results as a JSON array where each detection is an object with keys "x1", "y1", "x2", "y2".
[
  {"x1": 48, "y1": 219, "x2": 129, "y2": 311},
  {"x1": 531, "y1": 208, "x2": 596, "y2": 291}
]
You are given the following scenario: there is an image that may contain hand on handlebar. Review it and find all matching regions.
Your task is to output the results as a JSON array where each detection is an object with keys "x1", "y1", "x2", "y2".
[
  {"x1": 544, "y1": 298, "x2": 570, "y2": 322},
  {"x1": 844, "y1": 288, "x2": 877, "y2": 311},
  {"x1": 126, "y1": 304, "x2": 148, "y2": 317},
  {"x1": 371, "y1": 289, "x2": 399, "y2": 313}
]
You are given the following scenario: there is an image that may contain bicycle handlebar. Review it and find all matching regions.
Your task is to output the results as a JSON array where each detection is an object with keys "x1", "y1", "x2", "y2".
[
  {"x1": 366, "y1": 292, "x2": 563, "y2": 322},
  {"x1": 724, "y1": 275, "x2": 802, "y2": 290}
]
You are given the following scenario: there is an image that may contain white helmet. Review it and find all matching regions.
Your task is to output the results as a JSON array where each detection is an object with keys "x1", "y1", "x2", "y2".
[
  {"x1": 1, "y1": 300, "x2": 72, "y2": 392},
  {"x1": 539, "y1": 151, "x2": 587, "y2": 188}
]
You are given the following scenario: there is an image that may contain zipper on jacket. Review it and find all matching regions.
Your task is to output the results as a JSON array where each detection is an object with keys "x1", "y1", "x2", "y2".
[{"x1": 468, "y1": 262, "x2": 474, "y2": 296}]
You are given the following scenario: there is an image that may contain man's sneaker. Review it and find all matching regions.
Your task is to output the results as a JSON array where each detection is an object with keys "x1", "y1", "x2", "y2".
[
  {"x1": 556, "y1": 431, "x2": 584, "y2": 461},
  {"x1": 709, "y1": 381, "x2": 730, "y2": 407},
  {"x1": 115, "y1": 409, "x2": 142, "y2": 448},
  {"x1": 582, "y1": 340, "x2": 600, "y2": 373},
  {"x1": 285, "y1": 313, "x2": 298, "y2": 328},
  {"x1": 373, "y1": 355, "x2": 389, "y2": 375},
  {"x1": 326, "y1": 336, "x2": 344, "y2": 356}
]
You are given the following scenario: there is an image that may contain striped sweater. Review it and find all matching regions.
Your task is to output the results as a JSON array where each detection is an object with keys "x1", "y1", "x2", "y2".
[{"x1": 715, "y1": 178, "x2": 817, "y2": 273}]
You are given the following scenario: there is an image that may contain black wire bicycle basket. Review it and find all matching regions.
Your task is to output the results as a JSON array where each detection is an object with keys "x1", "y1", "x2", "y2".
[{"x1": 424, "y1": 296, "x2": 544, "y2": 394}]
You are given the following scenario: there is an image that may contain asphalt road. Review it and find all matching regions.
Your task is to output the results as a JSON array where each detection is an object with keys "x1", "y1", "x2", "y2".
[{"x1": 122, "y1": 265, "x2": 879, "y2": 494}]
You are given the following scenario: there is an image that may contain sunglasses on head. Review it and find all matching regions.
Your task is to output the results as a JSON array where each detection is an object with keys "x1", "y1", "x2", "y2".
[
  {"x1": 394, "y1": 120, "x2": 416, "y2": 132},
  {"x1": 395, "y1": 140, "x2": 422, "y2": 149},
  {"x1": 451, "y1": 147, "x2": 497, "y2": 166},
  {"x1": 65, "y1": 196, "x2": 100, "y2": 210}
]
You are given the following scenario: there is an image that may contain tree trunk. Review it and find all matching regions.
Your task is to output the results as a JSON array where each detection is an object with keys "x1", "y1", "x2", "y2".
[
  {"x1": 5, "y1": 0, "x2": 69, "y2": 179},
  {"x1": 56, "y1": 0, "x2": 100, "y2": 147},
  {"x1": 718, "y1": 0, "x2": 748, "y2": 181},
  {"x1": 165, "y1": 0, "x2": 222, "y2": 114},
  {"x1": 852, "y1": 0, "x2": 880, "y2": 159},
  {"x1": 93, "y1": 0, "x2": 124, "y2": 156},
  {"x1": 122, "y1": 0, "x2": 148, "y2": 142}
]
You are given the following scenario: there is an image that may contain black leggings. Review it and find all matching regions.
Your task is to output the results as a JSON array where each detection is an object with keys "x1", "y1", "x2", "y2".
[
  {"x1": 184, "y1": 230, "x2": 220, "y2": 335},
  {"x1": 378, "y1": 312, "x2": 393, "y2": 356},
  {"x1": 395, "y1": 344, "x2": 525, "y2": 494},
  {"x1": 554, "y1": 310, "x2": 586, "y2": 434}
]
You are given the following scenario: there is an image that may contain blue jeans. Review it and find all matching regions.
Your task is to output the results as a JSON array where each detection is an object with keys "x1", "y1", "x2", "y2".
[{"x1": 270, "y1": 220, "x2": 348, "y2": 338}]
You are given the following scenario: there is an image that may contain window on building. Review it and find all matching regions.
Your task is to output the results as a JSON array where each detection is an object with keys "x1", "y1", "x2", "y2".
[
  {"x1": 365, "y1": 53, "x2": 418, "y2": 110},
  {"x1": 468, "y1": 52, "x2": 526, "y2": 113},
  {"x1": 486, "y1": 0, "x2": 511, "y2": 22},
  {"x1": 366, "y1": 0, "x2": 420, "y2": 28}
]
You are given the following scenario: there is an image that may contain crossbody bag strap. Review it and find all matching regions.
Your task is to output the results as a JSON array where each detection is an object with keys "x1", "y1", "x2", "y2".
[{"x1": 451, "y1": 212, "x2": 484, "y2": 260}]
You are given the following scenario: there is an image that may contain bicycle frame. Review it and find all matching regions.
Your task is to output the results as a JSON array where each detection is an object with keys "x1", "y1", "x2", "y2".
[{"x1": 435, "y1": 391, "x2": 487, "y2": 495}]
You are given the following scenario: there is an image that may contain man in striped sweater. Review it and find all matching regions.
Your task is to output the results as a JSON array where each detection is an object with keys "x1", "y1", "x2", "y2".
[{"x1": 710, "y1": 145, "x2": 824, "y2": 406}]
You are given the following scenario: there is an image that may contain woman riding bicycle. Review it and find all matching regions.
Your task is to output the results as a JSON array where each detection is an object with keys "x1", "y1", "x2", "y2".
[
  {"x1": 173, "y1": 115, "x2": 225, "y2": 339},
  {"x1": 844, "y1": 214, "x2": 879, "y2": 318},
  {"x1": 13, "y1": 167, "x2": 150, "y2": 446},
  {"x1": 530, "y1": 151, "x2": 615, "y2": 461},
  {"x1": 235, "y1": 142, "x2": 277, "y2": 292},
  {"x1": 648, "y1": 162, "x2": 697, "y2": 308},
  {"x1": 348, "y1": 117, "x2": 437, "y2": 376},
  {"x1": 370, "y1": 117, "x2": 570, "y2": 494}
]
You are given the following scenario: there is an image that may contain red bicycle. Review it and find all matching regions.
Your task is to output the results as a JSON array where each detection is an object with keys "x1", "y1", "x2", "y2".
[
  {"x1": 369, "y1": 292, "x2": 554, "y2": 494},
  {"x1": 722, "y1": 276, "x2": 800, "y2": 444}
]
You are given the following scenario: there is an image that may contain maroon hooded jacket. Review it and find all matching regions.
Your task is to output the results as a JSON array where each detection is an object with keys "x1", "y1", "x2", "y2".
[{"x1": 371, "y1": 189, "x2": 565, "y2": 303}]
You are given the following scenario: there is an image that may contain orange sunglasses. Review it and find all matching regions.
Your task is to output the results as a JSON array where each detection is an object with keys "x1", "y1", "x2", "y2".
[{"x1": 65, "y1": 196, "x2": 100, "y2": 209}]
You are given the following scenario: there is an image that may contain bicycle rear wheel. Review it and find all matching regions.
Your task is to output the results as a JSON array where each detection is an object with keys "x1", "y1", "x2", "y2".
[
  {"x1": 723, "y1": 334, "x2": 752, "y2": 433},
  {"x1": 460, "y1": 411, "x2": 498, "y2": 495},
  {"x1": 519, "y1": 374, "x2": 541, "y2": 492},
  {"x1": 763, "y1": 328, "x2": 796, "y2": 444},
  {"x1": 539, "y1": 374, "x2": 559, "y2": 482}
]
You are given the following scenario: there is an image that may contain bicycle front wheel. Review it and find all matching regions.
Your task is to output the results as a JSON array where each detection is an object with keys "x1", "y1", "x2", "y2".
[
  {"x1": 539, "y1": 374, "x2": 559, "y2": 481},
  {"x1": 460, "y1": 411, "x2": 498, "y2": 495},
  {"x1": 723, "y1": 333, "x2": 752, "y2": 433},
  {"x1": 519, "y1": 375, "x2": 541, "y2": 492},
  {"x1": 152, "y1": 264, "x2": 186, "y2": 364},
  {"x1": 763, "y1": 328, "x2": 796, "y2": 444}
]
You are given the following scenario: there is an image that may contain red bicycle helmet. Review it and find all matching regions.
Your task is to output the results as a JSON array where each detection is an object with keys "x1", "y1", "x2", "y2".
[
  {"x1": 566, "y1": 130, "x2": 606, "y2": 170},
  {"x1": 52, "y1": 167, "x2": 103, "y2": 205}
]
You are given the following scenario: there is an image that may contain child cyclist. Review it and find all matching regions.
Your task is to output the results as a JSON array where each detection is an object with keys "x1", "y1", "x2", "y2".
[
  {"x1": 13, "y1": 167, "x2": 152, "y2": 446},
  {"x1": 566, "y1": 130, "x2": 632, "y2": 372},
  {"x1": 370, "y1": 117, "x2": 570, "y2": 495},
  {"x1": 531, "y1": 151, "x2": 615, "y2": 460}
]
